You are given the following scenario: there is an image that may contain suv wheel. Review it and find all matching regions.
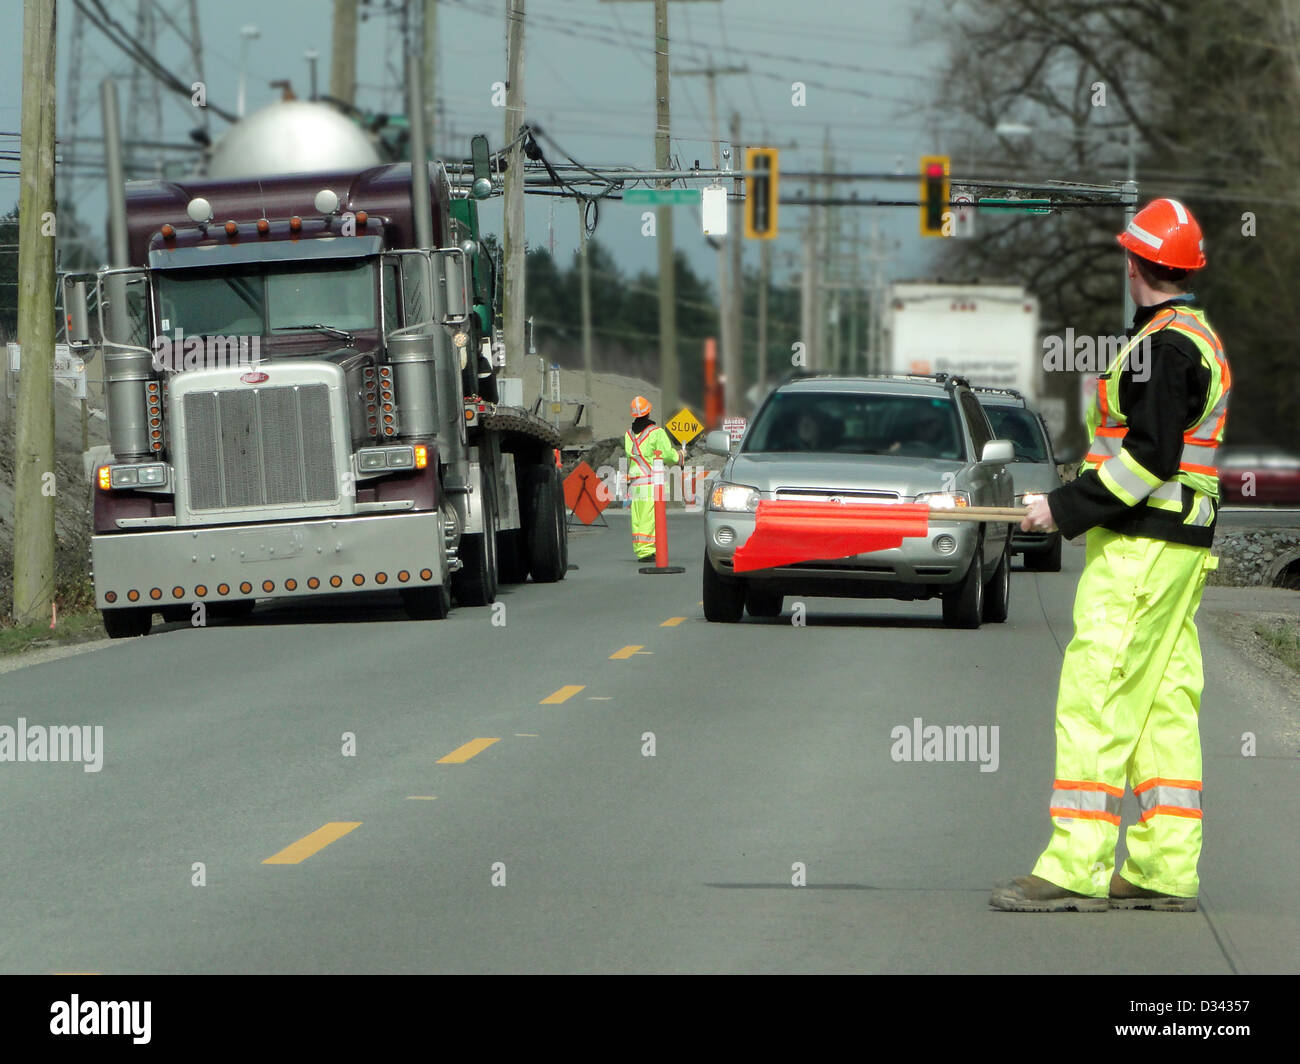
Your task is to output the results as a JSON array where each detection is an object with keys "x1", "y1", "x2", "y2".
[
  {"x1": 745, "y1": 587, "x2": 783, "y2": 618},
  {"x1": 983, "y1": 537, "x2": 1011, "y2": 623},
  {"x1": 942, "y1": 541, "x2": 984, "y2": 629},
  {"x1": 703, "y1": 554, "x2": 746, "y2": 623}
]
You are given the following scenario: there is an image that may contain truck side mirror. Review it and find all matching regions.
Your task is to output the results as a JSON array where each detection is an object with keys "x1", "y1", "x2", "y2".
[
  {"x1": 470, "y1": 134, "x2": 492, "y2": 200},
  {"x1": 437, "y1": 247, "x2": 470, "y2": 324},
  {"x1": 63, "y1": 276, "x2": 91, "y2": 346}
]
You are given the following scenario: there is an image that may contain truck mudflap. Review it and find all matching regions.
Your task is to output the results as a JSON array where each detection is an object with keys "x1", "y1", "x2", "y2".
[{"x1": 92, "y1": 511, "x2": 447, "y2": 609}]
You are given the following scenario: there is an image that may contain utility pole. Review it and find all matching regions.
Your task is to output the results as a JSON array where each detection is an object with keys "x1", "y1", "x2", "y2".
[
  {"x1": 653, "y1": 0, "x2": 676, "y2": 412},
  {"x1": 13, "y1": 0, "x2": 57, "y2": 625},
  {"x1": 502, "y1": 0, "x2": 527, "y2": 380},
  {"x1": 728, "y1": 111, "x2": 745, "y2": 411},
  {"x1": 603, "y1": 0, "x2": 719, "y2": 414},
  {"x1": 800, "y1": 220, "x2": 816, "y2": 370},
  {"x1": 423, "y1": 0, "x2": 438, "y2": 158},
  {"x1": 674, "y1": 61, "x2": 746, "y2": 414},
  {"x1": 578, "y1": 199, "x2": 594, "y2": 400},
  {"x1": 330, "y1": 0, "x2": 359, "y2": 107}
]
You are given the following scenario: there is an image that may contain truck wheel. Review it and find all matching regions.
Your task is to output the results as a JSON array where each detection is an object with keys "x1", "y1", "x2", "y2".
[
  {"x1": 942, "y1": 540, "x2": 985, "y2": 630},
  {"x1": 703, "y1": 554, "x2": 746, "y2": 623},
  {"x1": 745, "y1": 586, "x2": 783, "y2": 618},
  {"x1": 555, "y1": 467, "x2": 570, "y2": 578},
  {"x1": 102, "y1": 607, "x2": 152, "y2": 639},
  {"x1": 452, "y1": 467, "x2": 499, "y2": 606},
  {"x1": 525, "y1": 465, "x2": 565, "y2": 583},
  {"x1": 1024, "y1": 535, "x2": 1063, "y2": 573},
  {"x1": 402, "y1": 583, "x2": 451, "y2": 620},
  {"x1": 982, "y1": 539, "x2": 1011, "y2": 624},
  {"x1": 497, "y1": 528, "x2": 529, "y2": 584}
]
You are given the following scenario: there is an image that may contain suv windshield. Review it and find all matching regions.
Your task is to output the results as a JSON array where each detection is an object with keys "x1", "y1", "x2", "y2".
[
  {"x1": 155, "y1": 259, "x2": 377, "y2": 340},
  {"x1": 744, "y1": 391, "x2": 966, "y2": 461},
  {"x1": 982, "y1": 406, "x2": 1049, "y2": 462}
]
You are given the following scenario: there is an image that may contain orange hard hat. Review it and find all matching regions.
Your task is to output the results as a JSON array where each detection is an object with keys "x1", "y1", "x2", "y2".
[
  {"x1": 1116, "y1": 197, "x2": 1206, "y2": 270},
  {"x1": 631, "y1": 395, "x2": 651, "y2": 417}
]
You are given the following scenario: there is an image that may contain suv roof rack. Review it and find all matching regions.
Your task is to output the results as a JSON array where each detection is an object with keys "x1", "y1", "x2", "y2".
[{"x1": 971, "y1": 386, "x2": 1026, "y2": 401}]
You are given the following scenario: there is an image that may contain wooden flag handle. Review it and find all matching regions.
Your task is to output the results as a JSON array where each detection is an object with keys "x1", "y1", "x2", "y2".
[{"x1": 925, "y1": 506, "x2": 1029, "y2": 522}]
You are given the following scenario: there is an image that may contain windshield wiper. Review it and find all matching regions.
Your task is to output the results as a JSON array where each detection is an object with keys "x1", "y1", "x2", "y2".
[{"x1": 274, "y1": 323, "x2": 356, "y2": 345}]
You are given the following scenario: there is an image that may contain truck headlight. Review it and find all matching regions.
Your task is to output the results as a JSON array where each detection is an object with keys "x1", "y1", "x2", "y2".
[
  {"x1": 107, "y1": 463, "x2": 167, "y2": 489},
  {"x1": 1016, "y1": 492, "x2": 1046, "y2": 505},
  {"x1": 915, "y1": 491, "x2": 971, "y2": 509},
  {"x1": 708, "y1": 483, "x2": 761, "y2": 512}
]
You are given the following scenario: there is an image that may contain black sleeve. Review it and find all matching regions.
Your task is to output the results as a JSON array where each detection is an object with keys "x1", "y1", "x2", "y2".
[{"x1": 1047, "y1": 336, "x2": 1206, "y2": 539}]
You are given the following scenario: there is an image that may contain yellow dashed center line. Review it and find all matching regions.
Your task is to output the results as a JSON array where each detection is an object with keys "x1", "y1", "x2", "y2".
[
  {"x1": 541, "y1": 685, "x2": 585, "y2": 704},
  {"x1": 610, "y1": 645, "x2": 645, "y2": 659},
  {"x1": 661, "y1": 617, "x2": 687, "y2": 627},
  {"x1": 437, "y1": 737, "x2": 500, "y2": 763},
  {"x1": 263, "y1": 821, "x2": 362, "y2": 865}
]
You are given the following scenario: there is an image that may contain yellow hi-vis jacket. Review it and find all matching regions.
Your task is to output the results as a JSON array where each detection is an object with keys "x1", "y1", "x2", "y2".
[{"x1": 1081, "y1": 304, "x2": 1230, "y2": 531}]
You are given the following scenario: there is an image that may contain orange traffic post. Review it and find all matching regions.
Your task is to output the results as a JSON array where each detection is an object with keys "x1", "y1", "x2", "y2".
[{"x1": 640, "y1": 451, "x2": 685, "y2": 575}]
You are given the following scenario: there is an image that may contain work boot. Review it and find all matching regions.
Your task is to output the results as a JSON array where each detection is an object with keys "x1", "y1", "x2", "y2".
[
  {"x1": 988, "y1": 874, "x2": 1108, "y2": 913},
  {"x1": 1109, "y1": 873, "x2": 1198, "y2": 912}
]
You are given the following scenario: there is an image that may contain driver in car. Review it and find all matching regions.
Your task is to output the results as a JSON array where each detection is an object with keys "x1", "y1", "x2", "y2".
[{"x1": 889, "y1": 406, "x2": 951, "y2": 457}]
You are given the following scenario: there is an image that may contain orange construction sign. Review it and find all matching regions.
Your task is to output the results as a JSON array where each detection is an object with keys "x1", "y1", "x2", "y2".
[{"x1": 563, "y1": 461, "x2": 610, "y2": 526}]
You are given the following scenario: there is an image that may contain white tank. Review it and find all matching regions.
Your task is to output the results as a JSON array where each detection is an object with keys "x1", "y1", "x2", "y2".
[{"x1": 206, "y1": 100, "x2": 383, "y2": 179}]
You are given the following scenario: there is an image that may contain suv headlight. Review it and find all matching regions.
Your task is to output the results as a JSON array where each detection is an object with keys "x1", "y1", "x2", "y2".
[
  {"x1": 708, "y1": 483, "x2": 761, "y2": 512},
  {"x1": 915, "y1": 490, "x2": 970, "y2": 509}
]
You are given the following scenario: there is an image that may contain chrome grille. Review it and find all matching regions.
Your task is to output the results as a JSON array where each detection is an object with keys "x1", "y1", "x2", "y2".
[
  {"x1": 183, "y1": 384, "x2": 338, "y2": 511},
  {"x1": 774, "y1": 488, "x2": 900, "y2": 503}
]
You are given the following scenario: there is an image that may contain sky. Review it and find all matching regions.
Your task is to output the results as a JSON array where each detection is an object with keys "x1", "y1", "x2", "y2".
[{"x1": 0, "y1": 0, "x2": 957, "y2": 290}]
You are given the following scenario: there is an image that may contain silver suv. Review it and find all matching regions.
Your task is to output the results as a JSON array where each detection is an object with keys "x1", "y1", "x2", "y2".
[
  {"x1": 974, "y1": 388, "x2": 1063, "y2": 572},
  {"x1": 703, "y1": 374, "x2": 1015, "y2": 628}
]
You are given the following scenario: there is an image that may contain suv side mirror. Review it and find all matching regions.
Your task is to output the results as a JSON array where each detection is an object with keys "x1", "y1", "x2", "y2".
[
  {"x1": 981, "y1": 439, "x2": 1014, "y2": 465},
  {"x1": 704, "y1": 429, "x2": 732, "y2": 456}
]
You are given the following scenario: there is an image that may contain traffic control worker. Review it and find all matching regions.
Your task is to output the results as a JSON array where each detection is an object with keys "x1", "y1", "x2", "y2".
[
  {"x1": 991, "y1": 198, "x2": 1230, "y2": 913},
  {"x1": 625, "y1": 396, "x2": 680, "y2": 560}
]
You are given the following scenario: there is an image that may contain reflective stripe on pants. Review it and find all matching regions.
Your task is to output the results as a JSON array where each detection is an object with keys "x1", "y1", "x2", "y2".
[
  {"x1": 630, "y1": 482, "x2": 656, "y2": 558},
  {"x1": 1032, "y1": 528, "x2": 1214, "y2": 898}
]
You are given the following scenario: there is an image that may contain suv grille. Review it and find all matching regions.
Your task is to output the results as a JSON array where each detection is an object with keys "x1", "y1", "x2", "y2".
[
  {"x1": 774, "y1": 488, "x2": 900, "y2": 503},
  {"x1": 184, "y1": 385, "x2": 338, "y2": 511}
]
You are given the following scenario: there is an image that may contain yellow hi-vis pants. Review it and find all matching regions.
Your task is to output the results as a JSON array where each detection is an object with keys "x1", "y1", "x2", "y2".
[
  {"x1": 630, "y1": 483, "x2": 657, "y2": 559},
  {"x1": 1032, "y1": 528, "x2": 1217, "y2": 898}
]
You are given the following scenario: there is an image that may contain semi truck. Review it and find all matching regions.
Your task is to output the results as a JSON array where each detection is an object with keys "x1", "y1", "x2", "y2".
[
  {"x1": 884, "y1": 282, "x2": 1042, "y2": 401},
  {"x1": 65, "y1": 147, "x2": 567, "y2": 637}
]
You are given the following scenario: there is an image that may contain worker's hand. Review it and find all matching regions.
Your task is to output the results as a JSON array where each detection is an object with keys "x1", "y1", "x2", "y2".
[{"x1": 1021, "y1": 495, "x2": 1057, "y2": 533}]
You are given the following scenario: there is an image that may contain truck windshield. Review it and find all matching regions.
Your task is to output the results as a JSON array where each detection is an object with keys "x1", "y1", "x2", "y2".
[
  {"x1": 744, "y1": 391, "x2": 966, "y2": 461},
  {"x1": 155, "y1": 259, "x2": 376, "y2": 340}
]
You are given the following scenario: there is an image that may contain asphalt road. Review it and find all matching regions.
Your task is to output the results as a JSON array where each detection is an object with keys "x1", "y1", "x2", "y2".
[{"x1": 0, "y1": 513, "x2": 1296, "y2": 973}]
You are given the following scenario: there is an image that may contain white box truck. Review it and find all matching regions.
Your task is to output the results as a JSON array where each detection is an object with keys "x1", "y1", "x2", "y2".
[{"x1": 885, "y1": 282, "x2": 1041, "y2": 400}]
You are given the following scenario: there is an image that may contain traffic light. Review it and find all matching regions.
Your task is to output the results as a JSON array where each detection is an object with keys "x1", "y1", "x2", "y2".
[
  {"x1": 744, "y1": 147, "x2": 779, "y2": 239},
  {"x1": 920, "y1": 155, "x2": 950, "y2": 237}
]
